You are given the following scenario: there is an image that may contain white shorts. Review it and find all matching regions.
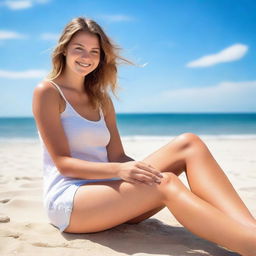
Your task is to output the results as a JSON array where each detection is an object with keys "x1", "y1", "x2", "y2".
[{"x1": 46, "y1": 178, "x2": 122, "y2": 232}]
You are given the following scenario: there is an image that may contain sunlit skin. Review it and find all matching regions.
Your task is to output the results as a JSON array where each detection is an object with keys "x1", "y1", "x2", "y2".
[{"x1": 33, "y1": 29, "x2": 256, "y2": 256}]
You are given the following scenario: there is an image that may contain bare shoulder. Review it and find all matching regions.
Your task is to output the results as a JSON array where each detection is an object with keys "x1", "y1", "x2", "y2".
[
  {"x1": 33, "y1": 80, "x2": 59, "y2": 104},
  {"x1": 32, "y1": 79, "x2": 64, "y2": 120},
  {"x1": 32, "y1": 80, "x2": 71, "y2": 173}
]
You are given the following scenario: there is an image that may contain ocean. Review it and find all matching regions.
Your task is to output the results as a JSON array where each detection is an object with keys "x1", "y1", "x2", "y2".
[{"x1": 0, "y1": 113, "x2": 255, "y2": 141}]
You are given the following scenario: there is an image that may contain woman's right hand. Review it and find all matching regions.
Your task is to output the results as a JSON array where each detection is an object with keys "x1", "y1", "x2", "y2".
[{"x1": 116, "y1": 161, "x2": 164, "y2": 185}]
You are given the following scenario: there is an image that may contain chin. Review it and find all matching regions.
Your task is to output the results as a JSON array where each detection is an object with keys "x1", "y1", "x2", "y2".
[{"x1": 74, "y1": 69, "x2": 93, "y2": 77}]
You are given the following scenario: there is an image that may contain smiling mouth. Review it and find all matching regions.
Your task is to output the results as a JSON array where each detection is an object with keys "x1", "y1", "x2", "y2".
[{"x1": 76, "y1": 61, "x2": 91, "y2": 67}]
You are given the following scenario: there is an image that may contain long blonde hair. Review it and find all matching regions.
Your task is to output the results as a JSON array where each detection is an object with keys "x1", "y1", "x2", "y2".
[{"x1": 47, "y1": 16, "x2": 133, "y2": 113}]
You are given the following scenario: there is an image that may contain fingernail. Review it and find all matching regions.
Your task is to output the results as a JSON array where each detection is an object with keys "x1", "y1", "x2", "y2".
[{"x1": 158, "y1": 174, "x2": 164, "y2": 178}]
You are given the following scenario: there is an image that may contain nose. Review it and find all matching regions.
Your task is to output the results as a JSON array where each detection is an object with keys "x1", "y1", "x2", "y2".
[{"x1": 81, "y1": 49, "x2": 90, "y2": 58}]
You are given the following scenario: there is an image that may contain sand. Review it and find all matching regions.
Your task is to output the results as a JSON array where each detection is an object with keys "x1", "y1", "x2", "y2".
[{"x1": 0, "y1": 136, "x2": 255, "y2": 256}]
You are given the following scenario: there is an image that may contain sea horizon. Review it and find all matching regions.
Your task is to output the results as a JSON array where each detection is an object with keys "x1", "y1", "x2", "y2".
[{"x1": 0, "y1": 113, "x2": 255, "y2": 141}]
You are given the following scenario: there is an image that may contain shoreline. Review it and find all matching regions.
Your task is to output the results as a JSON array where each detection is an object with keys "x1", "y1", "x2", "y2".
[{"x1": 1, "y1": 133, "x2": 256, "y2": 142}]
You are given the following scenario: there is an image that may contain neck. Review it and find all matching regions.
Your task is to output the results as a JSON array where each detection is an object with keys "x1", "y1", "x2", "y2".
[{"x1": 57, "y1": 68, "x2": 85, "y2": 93}]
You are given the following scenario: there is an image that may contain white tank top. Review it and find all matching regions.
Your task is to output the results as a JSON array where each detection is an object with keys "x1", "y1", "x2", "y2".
[{"x1": 37, "y1": 80, "x2": 114, "y2": 209}]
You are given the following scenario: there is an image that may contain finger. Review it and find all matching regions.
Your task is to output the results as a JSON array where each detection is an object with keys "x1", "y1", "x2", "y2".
[
  {"x1": 128, "y1": 178, "x2": 148, "y2": 186},
  {"x1": 126, "y1": 172, "x2": 153, "y2": 185},
  {"x1": 135, "y1": 167, "x2": 163, "y2": 182},
  {"x1": 133, "y1": 173, "x2": 161, "y2": 184},
  {"x1": 138, "y1": 162, "x2": 163, "y2": 178},
  {"x1": 134, "y1": 178, "x2": 149, "y2": 185},
  {"x1": 124, "y1": 176, "x2": 146, "y2": 185},
  {"x1": 138, "y1": 172, "x2": 162, "y2": 184},
  {"x1": 147, "y1": 164, "x2": 164, "y2": 178},
  {"x1": 134, "y1": 168, "x2": 155, "y2": 178},
  {"x1": 133, "y1": 177, "x2": 155, "y2": 186}
]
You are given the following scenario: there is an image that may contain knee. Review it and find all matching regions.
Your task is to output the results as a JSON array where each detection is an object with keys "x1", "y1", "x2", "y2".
[
  {"x1": 172, "y1": 132, "x2": 204, "y2": 152},
  {"x1": 177, "y1": 132, "x2": 202, "y2": 145},
  {"x1": 157, "y1": 172, "x2": 183, "y2": 200}
]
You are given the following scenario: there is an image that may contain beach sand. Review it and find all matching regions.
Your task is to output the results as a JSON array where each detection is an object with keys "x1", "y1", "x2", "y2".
[{"x1": 0, "y1": 137, "x2": 255, "y2": 256}]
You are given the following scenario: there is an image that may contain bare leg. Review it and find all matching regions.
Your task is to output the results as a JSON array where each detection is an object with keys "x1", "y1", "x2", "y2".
[
  {"x1": 160, "y1": 173, "x2": 256, "y2": 256},
  {"x1": 67, "y1": 173, "x2": 256, "y2": 255},
  {"x1": 65, "y1": 175, "x2": 169, "y2": 233},
  {"x1": 143, "y1": 133, "x2": 256, "y2": 229},
  {"x1": 125, "y1": 205, "x2": 166, "y2": 224}
]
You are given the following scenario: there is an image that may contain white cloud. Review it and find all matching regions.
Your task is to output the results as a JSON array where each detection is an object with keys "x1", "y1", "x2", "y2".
[
  {"x1": 0, "y1": 30, "x2": 27, "y2": 40},
  {"x1": 5, "y1": 0, "x2": 32, "y2": 10},
  {"x1": 40, "y1": 33, "x2": 59, "y2": 41},
  {"x1": 186, "y1": 44, "x2": 248, "y2": 68},
  {"x1": 35, "y1": 0, "x2": 50, "y2": 3},
  {"x1": 99, "y1": 14, "x2": 134, "y2": 23},
  {"x1": 0, "y1": 69, "x2": 47, "y2": 79},
  {"x1": 139, "y1": 81, "x2": 256, "y2": 112},
  {"x1": 2, "y1": 0, "x2": 50, "y2": 10}
]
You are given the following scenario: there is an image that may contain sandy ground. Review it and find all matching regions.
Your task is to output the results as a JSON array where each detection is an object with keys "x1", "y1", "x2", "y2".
[{"x1": 0, "y1": 136, "x2": 255, "y2": 256}]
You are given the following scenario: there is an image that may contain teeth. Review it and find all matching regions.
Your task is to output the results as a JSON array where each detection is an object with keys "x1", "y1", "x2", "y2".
[{"x1": 77, "y1": 62, "x2": 90, "y2": 67}]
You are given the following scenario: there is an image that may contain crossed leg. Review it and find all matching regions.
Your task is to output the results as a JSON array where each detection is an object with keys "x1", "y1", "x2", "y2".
[
  {"x1": 141, "y1": 133, "x2": 256, "y2": 229},
  {"x1": 64, "y1": 133, "x2": 256, "y2": 255},
  {"x1": 126, "y1": 133, "x2": 256, "y2": 228}
]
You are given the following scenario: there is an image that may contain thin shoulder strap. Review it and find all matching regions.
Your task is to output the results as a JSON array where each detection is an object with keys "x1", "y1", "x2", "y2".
[
  {"x1": 99, "y1": 107, "x2": 104, "y2": 118},
  {"x1": 47, "y1": 80, "x2": 68, "y2": 103}
]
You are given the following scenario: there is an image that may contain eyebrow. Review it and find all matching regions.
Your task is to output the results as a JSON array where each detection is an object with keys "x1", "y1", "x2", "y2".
[{"x1": 72, "y1": 43, "x2": 100, "y2": 49}]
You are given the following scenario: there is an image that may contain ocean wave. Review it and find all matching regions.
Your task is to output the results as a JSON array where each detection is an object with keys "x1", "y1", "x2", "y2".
[
  {"x1": 1, "y1": 134, "x2": 256, "y2": 144},
  {"x1": 121, "y1": 134, "x2": 256, "y2": 141}
]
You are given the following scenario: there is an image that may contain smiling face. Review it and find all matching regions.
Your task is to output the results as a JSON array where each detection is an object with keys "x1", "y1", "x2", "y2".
[{"x1": 64, "y1": 31, "x2": 101, "y2": 77}]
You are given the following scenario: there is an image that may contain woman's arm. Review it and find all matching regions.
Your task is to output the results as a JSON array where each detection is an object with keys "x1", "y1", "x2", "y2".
[
  {"x1": 104, "y1": 97, "x2": 136, "y2": 163},
  {"x1": 58, "y1": 97, "x2": 135, "y2": 177},
  {"x1": 118, "y1": 154, "x2": 135, "y2": 162},
  {"x1": 55, "y1": 156, "x2": 121, "y2": 179},
  {"x1": 33, "y1": 82, "x2": 125, "y2": 180}
]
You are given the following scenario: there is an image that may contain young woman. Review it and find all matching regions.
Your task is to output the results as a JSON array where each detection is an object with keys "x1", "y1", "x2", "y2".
[{"x1": 32, "y1": 17, "x2": 256, "y2": 255}]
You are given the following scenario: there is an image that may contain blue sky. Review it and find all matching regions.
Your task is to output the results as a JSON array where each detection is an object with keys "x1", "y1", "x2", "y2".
[{"x1": 0, "y1": 0, "x2": 256, "y2": 117}]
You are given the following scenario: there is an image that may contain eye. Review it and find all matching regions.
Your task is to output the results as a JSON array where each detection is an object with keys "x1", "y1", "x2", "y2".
[
  {"x1": 75, "y1": 47, "x2": 83, "y2": 51},
  {"x1": 91, "y1": 50, "x2": 99, "y2": 54}
]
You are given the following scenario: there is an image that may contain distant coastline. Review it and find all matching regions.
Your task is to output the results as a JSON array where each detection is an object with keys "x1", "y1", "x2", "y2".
[{"x1": 0, "y1": 113, "x2": 256, "y2": 140}]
